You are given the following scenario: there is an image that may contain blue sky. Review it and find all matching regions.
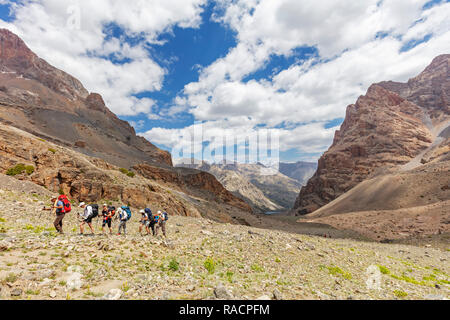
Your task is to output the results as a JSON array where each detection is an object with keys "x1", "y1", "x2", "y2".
[{"x1": 0, "y1": 0, "x2": 449, "y2": 163}]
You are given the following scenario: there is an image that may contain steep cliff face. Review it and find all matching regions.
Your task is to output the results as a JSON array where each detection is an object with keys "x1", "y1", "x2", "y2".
[
  {"x1": 378, "y1": 54, "x2": 450, "y2": 121},
  {"x1": 294, "y1": 82, "x2": 439, "y2": 215},
  {"x1": 294, "y1": 55, "x2": 450, "y2": 215},
  {"x1": 0, "y1": 28, "x2": 172, "y2": 169},
  {"x1": 0, "y1": 28, "x2": 88, "y2": 100}
]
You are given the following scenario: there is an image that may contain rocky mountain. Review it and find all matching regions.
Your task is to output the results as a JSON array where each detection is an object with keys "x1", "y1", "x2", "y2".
[
  {"x1": 0, "y1": 28, "x2": 171, "y2": 169},
  {"x1": 279, "y1": 161, "x2": 317, "y2": 185},
  {"x1": 0, "y1": 29, "x2": 253, "y2": 223},
  {"x1": 294, "y1": 54, "x2": 450, "y2": 215},
  {"x1": 174, "y1": 159, "x2": 301, "y2": 213}
]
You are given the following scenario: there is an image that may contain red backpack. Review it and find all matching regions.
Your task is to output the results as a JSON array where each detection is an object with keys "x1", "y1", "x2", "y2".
[{"x1": 58, "y1": 195, "x2": 72, "y2": 213}]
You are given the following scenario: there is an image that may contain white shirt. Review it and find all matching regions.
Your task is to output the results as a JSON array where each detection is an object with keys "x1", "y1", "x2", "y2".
[{"x1": 83, "y1": 206, "x2": 93, "y2": 219}]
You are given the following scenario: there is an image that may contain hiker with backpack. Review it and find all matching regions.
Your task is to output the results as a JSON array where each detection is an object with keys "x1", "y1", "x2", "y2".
[
  {"x1": 101, "y1": 204, "x2": 115, "y2": 235},
  {"x1": 149, "y1": 209, "x2": 160, "y2": 236},
  {"x1": 155, "y1": 210, "x2": 168, "y2": 238},
  {"x1": 139, "y1": 209, "x2": 150, "y2": 236},
  {"x1": 79, "y1": 202, "x2": 98, "y2": 235},
  {"x1": 44, "y1": 195, "x2": 71, "y2": 234},
  {"x1": 117, "y1": 206, "x2": 131, "y2": 236}
]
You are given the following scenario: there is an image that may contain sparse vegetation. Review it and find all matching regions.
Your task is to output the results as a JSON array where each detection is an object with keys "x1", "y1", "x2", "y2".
[
  {"x1": 168, "y1": 257, "x2": 180, "y2": 272},
  {"x1": 321, "y1": 265, "x2": 352, "y2": 280},
  {"x1": 204, "y1": 257, "x2": 216, "y2": 274},
  {"x1": 6, "y1": 164, "x2": 34, "y2": 176},
  {"x1": 393, "y1": 290, "x2": 408, "y2": 298},
  {"x1": 3, "y1": 273, "x2": 18, "y2": 284},
  {"x1": 378, "y1": 265, "x2": 390, "y2": 275},
  {"x1": 118, "y1": 168, "x2": 136, "y2": 178},
  {"x1": 48, "y1": 148, "x2": 57, "y2": 154}
]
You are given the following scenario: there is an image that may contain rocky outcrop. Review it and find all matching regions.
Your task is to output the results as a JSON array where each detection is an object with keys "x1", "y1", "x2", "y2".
[
  {"x1": 0, "y1": 124, "x2": 252, "y2": 220},
  {"x1": 134, "y1": 163, "x2": 252, "y2": 212},
  {"x1": 0, "y1": 28, "x2": 88, "y2": 100},
  {"x1": 0, "y1": 28, "x2": 172, "y2": 169},
  {"x1": 295, "y1": 56, "x2": 450, "y2": 215},
  {"x1": 378, "y1": 54, "x2": 450, "y2": 122},
  {"x1": 294, "y1": 84, "x2": 434, "y2": 215}
]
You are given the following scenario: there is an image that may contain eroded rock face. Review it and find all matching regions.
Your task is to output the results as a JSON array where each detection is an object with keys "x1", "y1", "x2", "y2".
[
  {"x1": 294, "y1": 56, "x2": 450, "y2": 215},
  {"x1": 378, "y1": 54, "x2": 450, "y2": 121},
  {"x1": 294, "y1": 85, "x2": 433, "y2": 215},
  {"x1": 0, "y1": 28, "x2": 88, "y2": 100},
  {"x1": 0, "y1": 124, "x2": 253, "y2": 220},
  {"x1": 134, "y1": 164, "x2": 252, "y2": 212},
  {"x1": 0, "y1": 28, "x2": 172, "y2": 169}
]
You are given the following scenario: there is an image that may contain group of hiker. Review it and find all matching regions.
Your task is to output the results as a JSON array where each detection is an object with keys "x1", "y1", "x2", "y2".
[{"x1": 47, "y1": 195, "x2": 168, "y2": 237}]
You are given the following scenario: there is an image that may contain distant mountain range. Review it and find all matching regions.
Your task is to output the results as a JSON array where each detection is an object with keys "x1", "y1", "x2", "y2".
[{"x1": 174, "y1": 159, "x2": 316, "y2": 213}]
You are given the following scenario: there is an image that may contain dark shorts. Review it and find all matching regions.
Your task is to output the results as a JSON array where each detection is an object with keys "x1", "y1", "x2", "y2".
[
  {"x1": 84, "y1": 216, "x2": 93, "y2": 223},
  {"x1": 102, "y1": 219, "x2": 112, "y2": 228}
]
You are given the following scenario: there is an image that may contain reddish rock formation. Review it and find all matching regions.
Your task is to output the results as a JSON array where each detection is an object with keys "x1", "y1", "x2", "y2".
[
  {"x1": 0, "y1": 29, "x2": 252, "y2": 221},
  {"x1": 0, "y1": 124, "x2": 251, "y2": 220},
  {"x1": 378, "y1": 54, "x2": 450, "y2": 121},
  {"x1": 133, "y1": 164, "x2": 252, "y2": 212},
  {"x1": 294, "y1": 84, "x2": 434, "y2": 215},
  {"x1": 294, "y1": 55, "x2": 450, "y2": 215},
  {"x1": 0, "y1": 28, "x2": 172, "y2": 169},
  {"x1": 0, "y1": 28, "x2": 88, "y2": 99}
]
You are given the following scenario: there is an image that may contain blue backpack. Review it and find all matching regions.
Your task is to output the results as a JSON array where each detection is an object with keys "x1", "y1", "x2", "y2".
[
  {"x1": 163, "y1": 212, "x2": 168, "y2": 221},
  {"x1": 144, "y1": 208, "x2": 152, "y2": 219},
  {"x1": 121, "y1": 206, "x2": 132, "y2": 221}
]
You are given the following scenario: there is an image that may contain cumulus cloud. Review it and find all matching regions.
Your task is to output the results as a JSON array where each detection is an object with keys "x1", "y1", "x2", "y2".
[
  {"x1": 2, "y1": 0, "x2": 449, "y2": 162},
  {"x1": 153, "y1": 0, "x2": 450, "y2": 161},
  {"x1": 0, "y1": 0, "x2": 207, "y2": 116}
]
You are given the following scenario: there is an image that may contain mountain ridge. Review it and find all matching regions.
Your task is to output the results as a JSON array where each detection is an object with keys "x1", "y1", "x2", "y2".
[{"x1": 294, "y1": 55, "x2": 450, "y2": 215}]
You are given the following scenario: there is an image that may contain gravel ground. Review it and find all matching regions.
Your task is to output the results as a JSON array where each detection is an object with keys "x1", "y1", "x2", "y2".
[{"x1": 0, "y1": 188, "x2": 448, "y2": 300}]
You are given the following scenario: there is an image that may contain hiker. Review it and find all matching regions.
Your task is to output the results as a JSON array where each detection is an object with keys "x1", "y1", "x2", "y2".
[
  {"x1": 117, "y1": 206, "x2": 131, "y2": 236},
  {"x1": 139, "y1": 209, "x2": 150, "y2": 235},
  {"x1": 45, "y1": 195, "x2": 71, "y2": 234},
  {"x1": 101, "y1": 204, "x2": 115, "y2": 235},
  {"x1": 149, "y1": 209, "x2": 160, "y2": 236},
  {"x1": 79, "y1": 202, "x2": 98, "y2": 235},
  {"x1": 155, "y1": 210, "x2": 168, "y2": 238}
]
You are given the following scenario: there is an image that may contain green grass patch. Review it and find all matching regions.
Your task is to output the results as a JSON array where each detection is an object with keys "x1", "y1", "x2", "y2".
[
  {"x1": 25, "y1": 289, "x2": 40, "y2": 296},
  {"x1": 168, "y1": 257, "x2": 180, "y2": 272},
  {"x1": 321, "y1": 265, "x2": 352, "y2": 280},
  {"x1": 251, "y1": 264, "x2": 265, "y2": 273},
  {"x1": 377, "y1": 265, "x2": 390, "y2": 275},
  {"x1": 204, "y1": 257, "x2": 216, "y2": 274},
  {"x1": 6, "y1": 164, "x2": 34, "y2": 176},
  {"x1": 390, "y1": 274, "x2": 427, "y2": 286},
  {"x1": 393, "y1": 290, "x2": 408, "y2": 298}
]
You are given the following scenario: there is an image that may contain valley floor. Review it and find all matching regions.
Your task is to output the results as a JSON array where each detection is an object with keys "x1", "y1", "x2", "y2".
[{"x1": 0, "y1": 184, "x2": 449, "y2": 300}]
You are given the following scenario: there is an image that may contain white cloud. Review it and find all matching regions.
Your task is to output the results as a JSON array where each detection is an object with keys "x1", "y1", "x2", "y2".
[
  {"x1": 2, "y1": 0, "x2": 449, "y2": 161},
  {"x1": 160, "y1": 0, "x2": 450, "y2": 160},
  {"x1": 0, "y1": 0, "x2": 207, "y2": 116},
  {"x1": 140, "y1": 119, "x2": 337, "y2": 163}
]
